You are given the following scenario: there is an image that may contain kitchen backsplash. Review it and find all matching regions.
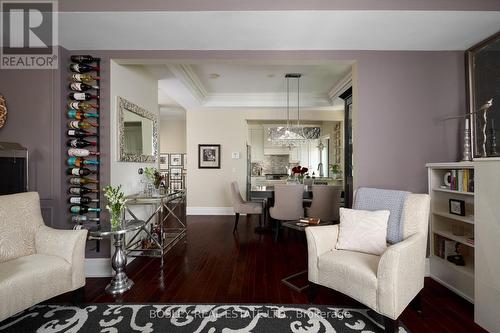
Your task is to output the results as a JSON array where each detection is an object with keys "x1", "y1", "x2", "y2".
[{"x1": 262, "y1": 155, "x2": 290, "y2": 174}]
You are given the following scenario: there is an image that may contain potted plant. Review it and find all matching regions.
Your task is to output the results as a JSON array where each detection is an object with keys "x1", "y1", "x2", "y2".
[
  {"x1": 103, "y1": 185, "x2": 126, "y2": 229},
  {"x1": 329, "y1": 163, "x2": 342, "y2": 179}
]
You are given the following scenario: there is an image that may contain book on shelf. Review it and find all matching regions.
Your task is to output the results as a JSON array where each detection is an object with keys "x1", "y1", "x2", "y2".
[
  {"x1": 446, "y1": 168, "x2": 474, "y2": 193},
  {"x1": 466, "y1": 237, "x2": 474, "y2": 245}
]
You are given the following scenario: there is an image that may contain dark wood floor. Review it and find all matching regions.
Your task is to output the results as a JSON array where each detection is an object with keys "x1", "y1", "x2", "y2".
[{"x1": 51, "y1": 215, "x2": 486, "y2": 333}]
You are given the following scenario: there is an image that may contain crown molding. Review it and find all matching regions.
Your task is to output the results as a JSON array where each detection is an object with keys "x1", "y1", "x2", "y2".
[
  {"x1": 166, "y1": 64, "x2": 208, "y2": 103},
  {"x1": 202, "y1": 92, "x2": 332, "y2": 108},
  {"x1": 328, "y1": 72, "x2": 352, "y2": 103}
]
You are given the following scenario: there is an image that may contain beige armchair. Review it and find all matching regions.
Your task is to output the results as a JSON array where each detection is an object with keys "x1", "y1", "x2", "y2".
[
  {"x1": 306, "y1": 193, "x2": 430, "y2": 332},
  {"x1": 0, "y1": 192, "x2": 88, "y2": 322}
]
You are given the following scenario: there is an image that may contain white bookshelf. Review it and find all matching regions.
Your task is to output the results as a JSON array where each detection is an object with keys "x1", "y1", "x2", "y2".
[{"x1": 426, "y1": 162, "x2": 475, "y2": 303}]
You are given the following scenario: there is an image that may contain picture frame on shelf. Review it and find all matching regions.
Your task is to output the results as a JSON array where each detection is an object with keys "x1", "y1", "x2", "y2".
[
  {"x1": 449, "y1": 199, "x2": 466, "y2": 216},
  {"x1": 159, "y1": 153, "x2": 169, "y2": 170},
  {"x1": 170, "y1": 153, "x2": 183, "y2": 167},
  {"x1": 198, "y1": 144, "x2": 220, "y2": 169}
]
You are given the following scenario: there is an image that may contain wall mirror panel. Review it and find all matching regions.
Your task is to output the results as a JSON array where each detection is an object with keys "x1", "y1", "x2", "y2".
[
  {"x1": 118, "y1": 96, "x2": 158, "y2": 162},
  {"x1": 468, "y1": 32, "x2": 500, "y2": 158}
]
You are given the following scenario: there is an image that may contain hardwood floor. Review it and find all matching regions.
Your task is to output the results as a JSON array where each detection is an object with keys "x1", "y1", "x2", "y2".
[{"x1": 51, "y1": 215, "x2": 486, "y2": 332}]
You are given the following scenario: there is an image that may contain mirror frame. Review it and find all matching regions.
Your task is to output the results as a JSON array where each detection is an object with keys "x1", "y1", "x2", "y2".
[
  {"x1": 466, "y1": 31, "x2": 500, "y2": 158},
  {"x1": 117, "y1": 96, "x2": 158, "y2": 163}
]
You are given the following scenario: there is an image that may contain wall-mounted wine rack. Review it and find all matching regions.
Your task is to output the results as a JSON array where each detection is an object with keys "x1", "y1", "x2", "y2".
[{"x1": 67, "y1": 55, "x2": 101, "y2": 251}]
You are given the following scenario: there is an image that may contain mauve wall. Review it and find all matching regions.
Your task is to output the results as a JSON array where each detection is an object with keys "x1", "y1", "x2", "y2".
[
  {"x1": 0, "y1": 68, "x2": 63, "y2": 227},
  {"x1": 0, "y1": 49, "x2": 464, "y2": 259},
  {"x1": 354, "y1": 51, "x2": 464, "y2": 192}
]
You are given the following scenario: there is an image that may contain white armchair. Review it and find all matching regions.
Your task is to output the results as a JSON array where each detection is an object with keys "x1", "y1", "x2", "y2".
[
  {"x1": 0, "y1": 192, "x2": 88, "y2": 322},
  {"x1": 306, "y1": 193, "x2": 430, "y2": 332}
]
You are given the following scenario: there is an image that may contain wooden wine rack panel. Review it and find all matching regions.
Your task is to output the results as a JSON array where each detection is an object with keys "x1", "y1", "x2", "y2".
[{"x1": 67, "y1": 55, "x2": 101, "y2": 252}]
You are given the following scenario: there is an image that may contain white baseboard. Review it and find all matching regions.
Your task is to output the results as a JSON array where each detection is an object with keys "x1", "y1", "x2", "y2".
[
  {"x1": 425, "y1": 258, "x2": 430, "y2": 277},
  {"x1": 85, "y1": 258, "x2": 112, "y2": 277},
  {"x1": 187, "y1": 207, "x2": 234, "y2": 215}
]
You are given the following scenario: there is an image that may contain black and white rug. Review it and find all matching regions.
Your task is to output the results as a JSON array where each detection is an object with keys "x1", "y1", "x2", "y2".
[{"x1": 0, "y1": 304, "x2": 408, "y2": 333}]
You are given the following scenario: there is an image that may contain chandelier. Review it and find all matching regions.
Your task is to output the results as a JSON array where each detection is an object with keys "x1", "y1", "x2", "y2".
[{"x1": 269, "y1": 73, "x2": 313, "y2": 149}]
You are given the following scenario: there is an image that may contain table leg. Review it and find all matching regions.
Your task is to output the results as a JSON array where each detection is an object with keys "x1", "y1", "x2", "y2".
[{"x1": 105, "y1": 233, "x2": 134, "y2": 295}]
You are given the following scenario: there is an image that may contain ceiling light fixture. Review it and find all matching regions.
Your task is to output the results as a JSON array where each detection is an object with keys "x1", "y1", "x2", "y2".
[{"x1": 269, "y1": 73, "x2": 317, "y2": 149}]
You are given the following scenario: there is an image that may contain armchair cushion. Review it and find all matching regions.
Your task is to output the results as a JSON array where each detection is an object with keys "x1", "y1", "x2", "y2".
[
  {"x1": 336, "y1": 208, "x2": 390, "y2": 255},
  {"x1": 0, "y1": 254, "x2": 72, "y2": 321},
  {"x1": 353, "y1": 187, "x2": 409, "y2": 244},
  {"x1": 0, "y1": 192, "x2": 44, "y2": 263},
  {"x1": 318, "y1": 250, "x2": 380, "y2": 309}
]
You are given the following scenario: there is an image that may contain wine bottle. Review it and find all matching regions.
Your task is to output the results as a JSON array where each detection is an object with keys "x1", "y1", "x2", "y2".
[
  {"x1": 70, "y1": 55, "x2": 99, "y2": 64},
  {"x1": 69, "y1": 82, "x2": 99, "y2": 92},
  {"x1": 67, "y1": 138, "x2": 97, "y2": 148},
  {"x1": 68, "y1": 101, "x2": 96, "y2": 111},
  {"x1": 67, "y1": 110, "x2": 99, "y2": 120},
  {"x1": 68, "y1": 148, "x2": 100, "y2": 157},
  {"x1": 66, "y1": 167, "x2": 96, "y2": 176},
  {"x1": 70, "y1": 205, "x2": 101, "y2": 214},
  {"x1": 71, "y1": 74, "x2": 100, "y2": 83},
  {"x1": 69, "y1": 92, "x2": 99, "y2": 101},
  {"x1": 69, "y1": 63, "x2": 99, "y2": 73},
  {"x1": 69, "y1": 177, "x2": 99, "y2": 185},
  {"x1": 67, "y1": 129, "x2": 95, "y2": 138},
  {"x1": 68, "y1": 120, "x2": 97, "y2": 129},
  {"x1": 68, "y1": 186, "x2": 98, "y2": 195},
  {"x1": 72, "y1": 215, "x2": 100, "y2": 223},
  {"x1": 68, "y1": 196, "x2": 99, "y2": 204},
  {"x1": 67, "y1": 157, "x2": 99, "y2": 167}
]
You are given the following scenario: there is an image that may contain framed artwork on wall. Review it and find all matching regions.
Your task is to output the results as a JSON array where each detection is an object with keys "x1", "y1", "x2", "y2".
[
  {"x1": 159, "y1": 153, "x2": 169, "y2": 170},
  {"x1": 170, "y1": 153, "x2": 183, "y2": 167},
  {"x1": 198, "y1": 144, "x2": 220, "y2": 169},
  {"x1": 170, "y1": 168, "x2": 182, "y2": 180}
]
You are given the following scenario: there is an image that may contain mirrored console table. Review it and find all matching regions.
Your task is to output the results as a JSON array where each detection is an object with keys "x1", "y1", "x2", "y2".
[{"x1": 123, "y1": 189, "x2": 186, "y2": 266}]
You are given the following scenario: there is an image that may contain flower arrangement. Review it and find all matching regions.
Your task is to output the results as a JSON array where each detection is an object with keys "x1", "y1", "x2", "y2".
[
  {"x1": 144, "y1": 167, "x2": 164, "y2": 189},
  {"x1": 103, "y1": 185, "x2": 126, "y2": 228},
  {"x1": 291, "y1": 165, "x2": 309, "y2": 176},
  {"x1": 291, "y1": 165, "x2": 309, "y2": 183}
]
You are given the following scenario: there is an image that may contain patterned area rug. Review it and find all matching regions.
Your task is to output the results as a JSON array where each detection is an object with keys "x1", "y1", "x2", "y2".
[{"x1": 0, "y1": 304, "x2": 408, "y2": 333}]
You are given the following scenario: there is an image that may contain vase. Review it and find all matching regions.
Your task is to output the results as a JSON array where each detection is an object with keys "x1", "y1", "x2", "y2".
[{"x1": 110, "y1": 209, "x2": 122, "y2": 229}]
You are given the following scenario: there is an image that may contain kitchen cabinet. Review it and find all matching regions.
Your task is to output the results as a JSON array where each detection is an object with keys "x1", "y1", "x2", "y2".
[
  {"x1": 289, "y1": 147, "x2": 300, "y2": 163},
  {"x1": 249, "y1": 128, "x2": 264, "y2": 162}
]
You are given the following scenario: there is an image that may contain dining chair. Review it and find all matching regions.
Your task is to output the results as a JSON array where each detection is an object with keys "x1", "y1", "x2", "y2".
[
  {"x1": 230, "y1": 181, "x2": 263, "y2": 233},
  {"x1": 269, "y1": 184, "x2": 304, "y2": 241},
  {"x1": 305, "y1": 185, "x2": 342, "y2": 222}
]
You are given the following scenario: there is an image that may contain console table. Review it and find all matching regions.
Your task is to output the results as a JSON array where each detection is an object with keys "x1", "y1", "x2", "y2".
[{"x1": 123, "y1": 189, "x2": 186, "y2": 266}]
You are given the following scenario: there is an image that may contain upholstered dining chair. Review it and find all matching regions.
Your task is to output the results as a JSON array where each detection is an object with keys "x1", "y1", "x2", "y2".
[
  {"x1": 306, "y1": 192, "x2": 430, "y2": 332},
  {"x1": 269, "y1": 184, "x2": 304, "y2": 241},
  {"x1": 230, "y1": 181, "x2": 263, "y2": 233},
  {"x1": 305, "y1": 185, "x2": 342, "y2": 222}
]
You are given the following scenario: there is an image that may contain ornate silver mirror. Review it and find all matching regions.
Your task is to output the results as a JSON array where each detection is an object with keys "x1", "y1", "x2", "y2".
[{"x1": 118, "y1": 96, "x2": 158, "y2": 162}]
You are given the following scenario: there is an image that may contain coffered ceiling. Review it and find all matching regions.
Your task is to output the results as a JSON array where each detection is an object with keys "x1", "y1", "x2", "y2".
[{"x1": 144, "y1": 61, "x2": 353, "y2": 111}]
